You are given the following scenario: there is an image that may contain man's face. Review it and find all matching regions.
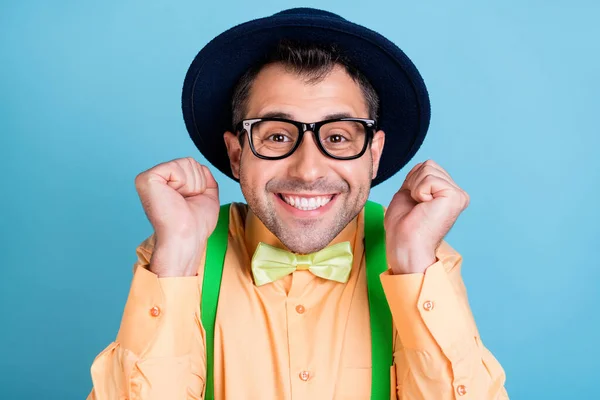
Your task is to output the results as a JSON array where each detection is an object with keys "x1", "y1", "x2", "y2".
[{"x1": 224, "y1": 63, "x2": 385, "y2": 253}]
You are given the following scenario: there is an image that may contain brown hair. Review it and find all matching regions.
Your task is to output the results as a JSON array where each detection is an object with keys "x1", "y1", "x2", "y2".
[{"x1": 231, "y1": 39, "x2": 380, "y2": 127}]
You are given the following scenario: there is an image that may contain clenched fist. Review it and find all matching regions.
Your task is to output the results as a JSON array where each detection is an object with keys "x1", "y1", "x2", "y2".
[
  {"x1": 134, "y1": 157, "x2": 220, "y2": 277},
  {"x1": 384, "y1": 160, "x2": 470, "y2": 275}
]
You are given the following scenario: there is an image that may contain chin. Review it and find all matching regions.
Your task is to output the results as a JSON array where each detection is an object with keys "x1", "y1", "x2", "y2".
[{"x1": 276, "y1": 221, "x2": 342, "y2": 254}]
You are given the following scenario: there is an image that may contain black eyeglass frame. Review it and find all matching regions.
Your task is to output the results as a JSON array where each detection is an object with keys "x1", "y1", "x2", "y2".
[{"x1": 234, "y1": 117, "x2": 377, "y2": 161}]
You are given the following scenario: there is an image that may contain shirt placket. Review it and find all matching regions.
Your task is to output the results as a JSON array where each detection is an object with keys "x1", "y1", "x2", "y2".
[{"x1": 286, "y1": 270, "x2": 316, "y2": 399}]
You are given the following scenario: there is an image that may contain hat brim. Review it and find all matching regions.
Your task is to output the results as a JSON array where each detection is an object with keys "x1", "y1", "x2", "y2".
[{"x1": 182, "y1": 11, "x2": 430, "y2": 187}]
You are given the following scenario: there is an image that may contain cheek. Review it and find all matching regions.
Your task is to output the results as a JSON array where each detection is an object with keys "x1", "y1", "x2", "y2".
[
  {"x1": 240, "y1": 154, "x2": 274, "y2": 194},
  {"x1": 335, "y1": 158, "x2": 373, "y2": 188}
]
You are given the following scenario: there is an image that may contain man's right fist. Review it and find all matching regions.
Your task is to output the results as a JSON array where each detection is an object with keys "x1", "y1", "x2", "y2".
[{"x1": 134, "y1": 158, "x2": 220, "y2": 277}]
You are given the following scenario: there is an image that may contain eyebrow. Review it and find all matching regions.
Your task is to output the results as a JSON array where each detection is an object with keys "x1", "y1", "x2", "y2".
[
  {"x1": 322, "y1": 112, "x2": 354, "y2": 120},
  {"x1": 258, "y1": 111, "x2": 356, "y2": 121},
  {"x1": 259, "y1": 111, "x2": 294, "y2": 119}
]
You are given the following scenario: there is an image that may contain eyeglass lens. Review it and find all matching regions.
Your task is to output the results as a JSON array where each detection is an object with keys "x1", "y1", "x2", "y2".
[{"x1": 250, "y1": 120, "x2": 367, "y2": 158}]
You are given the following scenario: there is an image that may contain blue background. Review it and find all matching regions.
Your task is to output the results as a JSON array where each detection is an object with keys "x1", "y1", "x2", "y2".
[{"x1": 1, "y1": 0, "x2": 598, "y2": 399}]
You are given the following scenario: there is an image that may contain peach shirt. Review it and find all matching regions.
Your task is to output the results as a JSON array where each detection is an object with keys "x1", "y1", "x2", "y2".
[{"x1": 88, "y1": 203, "x2": 508, "y2": 399}]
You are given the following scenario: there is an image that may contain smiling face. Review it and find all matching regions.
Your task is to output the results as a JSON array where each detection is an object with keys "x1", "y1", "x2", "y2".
[{"x1": 224, "y1": 63, "x2": 385, "y2": 254}]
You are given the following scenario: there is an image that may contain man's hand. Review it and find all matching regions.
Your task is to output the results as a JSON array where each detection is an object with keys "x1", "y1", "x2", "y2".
[
  {"x1": 384, "y1": 160, "x2": 470, "y2": 275},
  {"x1": 134, "y1": 157, "x2": 220, "y2": 277}
]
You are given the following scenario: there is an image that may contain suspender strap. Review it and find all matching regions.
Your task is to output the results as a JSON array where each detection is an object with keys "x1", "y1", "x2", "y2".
[
  {"x1": 201, "y1": 201, "x2": 393, "y2": 399},
  {"x1": 200, "y1": 204, "x2": 231, "y2": 400},
  {"x1": 364, "y1": 200, "x2": 393, "y2": 399}
]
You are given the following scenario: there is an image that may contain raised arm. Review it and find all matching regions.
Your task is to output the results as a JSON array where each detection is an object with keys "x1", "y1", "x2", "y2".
[
  {"x1": 382, "y1": 160, "x2": 508, "y2": 399},
  {"x1": 88, "y1": 158, "x2": 220, "y2": 399}
]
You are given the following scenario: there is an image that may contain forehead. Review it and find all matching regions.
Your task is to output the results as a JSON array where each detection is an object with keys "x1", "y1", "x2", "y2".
[{"x1": 245, "y1": 63, "x2": 369, "y2": 121}]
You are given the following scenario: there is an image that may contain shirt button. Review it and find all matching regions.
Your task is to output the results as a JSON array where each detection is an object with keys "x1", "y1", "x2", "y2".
[
  {"x1": 299, "y1": 371, "x2": 310, "y2": 381},
  {"x1": 149, "y1": 306, "x2": 161, "y2": 317},
  {"x1": 457, "y1": 385, "x2": 467, "y2": 396},
  {"x1": 295, "y1": 305, "x2": 305, "y2": 314},
  {"x1": 423, "y1": 300, "x2": 434, "y2": 311}
]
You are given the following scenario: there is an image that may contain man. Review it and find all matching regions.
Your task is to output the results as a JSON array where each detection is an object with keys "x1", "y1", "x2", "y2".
[{"x1": 88, "y1": 8, "x2": 508, "y2": 400}]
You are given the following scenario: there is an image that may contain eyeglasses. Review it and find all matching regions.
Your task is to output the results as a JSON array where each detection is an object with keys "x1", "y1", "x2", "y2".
[{"x1": 235, "y1": 117, "x2": 377, "y2": 160}]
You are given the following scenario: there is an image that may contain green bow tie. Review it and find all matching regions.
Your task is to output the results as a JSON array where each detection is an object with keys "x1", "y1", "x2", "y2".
[{"x1": 251, "y1": 241, "x2": 353, "y2": 286}]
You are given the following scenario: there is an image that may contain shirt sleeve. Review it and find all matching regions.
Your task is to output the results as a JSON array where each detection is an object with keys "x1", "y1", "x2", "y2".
[
  {"x1": 87, "y1": 235, "x2": 207, "y2": 400},
  {"x1": 380, "y1": 241, "x2": 509, "y2": 400}
]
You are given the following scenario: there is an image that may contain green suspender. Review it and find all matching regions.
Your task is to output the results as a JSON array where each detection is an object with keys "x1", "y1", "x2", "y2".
[
  {"x1": 364, "y1": 200, "x2": 393, "y2": 399},
  {"x1": 200, "y1": 201, "x2": 393, "y2": 399},
  {"x1": 200, "y1": 204, "x2": 231, "y2": 400}
]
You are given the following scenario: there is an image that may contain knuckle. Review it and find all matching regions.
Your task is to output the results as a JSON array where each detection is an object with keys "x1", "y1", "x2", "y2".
[
  {"x1": 172, "y1": 159, "x2": 185, "y2": 174},
  {"x1": 134, "y1": 172, "x2": 146, "y2": 188},
  {"x1": 463, "y1": 191, "x2": 471, "y2": 207},
  {"x1": 452, "y1": 190, "x2": 465, "y2": 205},
  {"x1": 186, "y1": 156, "x2": 198, "y2": 166},
  {"x1": 423, "y1": 173, "x2": 436, "y2": 183},
  {"x1": 421, "y1": 165, "x2": 436, "y2": 175}
]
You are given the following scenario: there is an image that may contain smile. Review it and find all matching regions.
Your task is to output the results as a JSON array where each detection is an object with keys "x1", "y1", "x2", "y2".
[{"x1": 278, "y1": 194, "x2": 334, "y2": 211}]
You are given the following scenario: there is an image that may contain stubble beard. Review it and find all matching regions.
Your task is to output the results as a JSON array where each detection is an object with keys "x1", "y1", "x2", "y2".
[{"x1": 240, "y1": 161, "x2": 372, "y2": 254}]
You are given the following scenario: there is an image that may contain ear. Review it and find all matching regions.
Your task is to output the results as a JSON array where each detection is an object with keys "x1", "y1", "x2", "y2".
[
  {"x1": 370, "y1": 130, "x2": 385, "y2": 179},
  {"x1": 224, "y1": 131, "x2": 242, "y2": 179}
]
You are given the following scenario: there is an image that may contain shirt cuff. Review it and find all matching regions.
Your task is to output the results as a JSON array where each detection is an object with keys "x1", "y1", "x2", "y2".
[
  {"x1": 116, "y1": 266, "x2": 200, "y2": 357},
  {"x1": 380, "y1": 261, "x2": 472, "y2": 352}
]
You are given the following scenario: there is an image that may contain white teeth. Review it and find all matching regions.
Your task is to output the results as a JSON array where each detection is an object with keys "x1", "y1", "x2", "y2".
[{"x1": 281, "y1": 194, "x2": 333, "y2": 211}]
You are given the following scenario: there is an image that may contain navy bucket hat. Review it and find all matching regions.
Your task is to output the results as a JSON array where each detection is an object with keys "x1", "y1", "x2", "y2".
[{"x1": 182, "y1": 7, "x2": 430, "y2": 187}]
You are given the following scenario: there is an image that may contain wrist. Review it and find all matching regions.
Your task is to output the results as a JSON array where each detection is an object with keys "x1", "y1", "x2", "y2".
[
  {"x1": 388, "y1": 243, "x2": 436, "y2": 275},
  {"x1": 150, "y1": 238, "x2": 205, "y2": 277}
]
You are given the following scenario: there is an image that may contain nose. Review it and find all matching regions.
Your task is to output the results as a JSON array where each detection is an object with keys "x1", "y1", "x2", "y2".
[{"x1": 286, "y1": 131, "x2": 328, "y2": 182}]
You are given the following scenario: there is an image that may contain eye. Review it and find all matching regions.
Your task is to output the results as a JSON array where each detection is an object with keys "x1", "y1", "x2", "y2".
[
  {"x1": 325, "y1": 134, "x2": 347, "y2": 143},
  {"x1": 267, "y1": 133, "x2": 292, "y2": 142}
]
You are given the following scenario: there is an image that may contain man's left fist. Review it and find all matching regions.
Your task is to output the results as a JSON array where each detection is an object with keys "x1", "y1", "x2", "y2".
[{"x1": 384, "y1": 160, "x2": 470, "y2": 274}]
